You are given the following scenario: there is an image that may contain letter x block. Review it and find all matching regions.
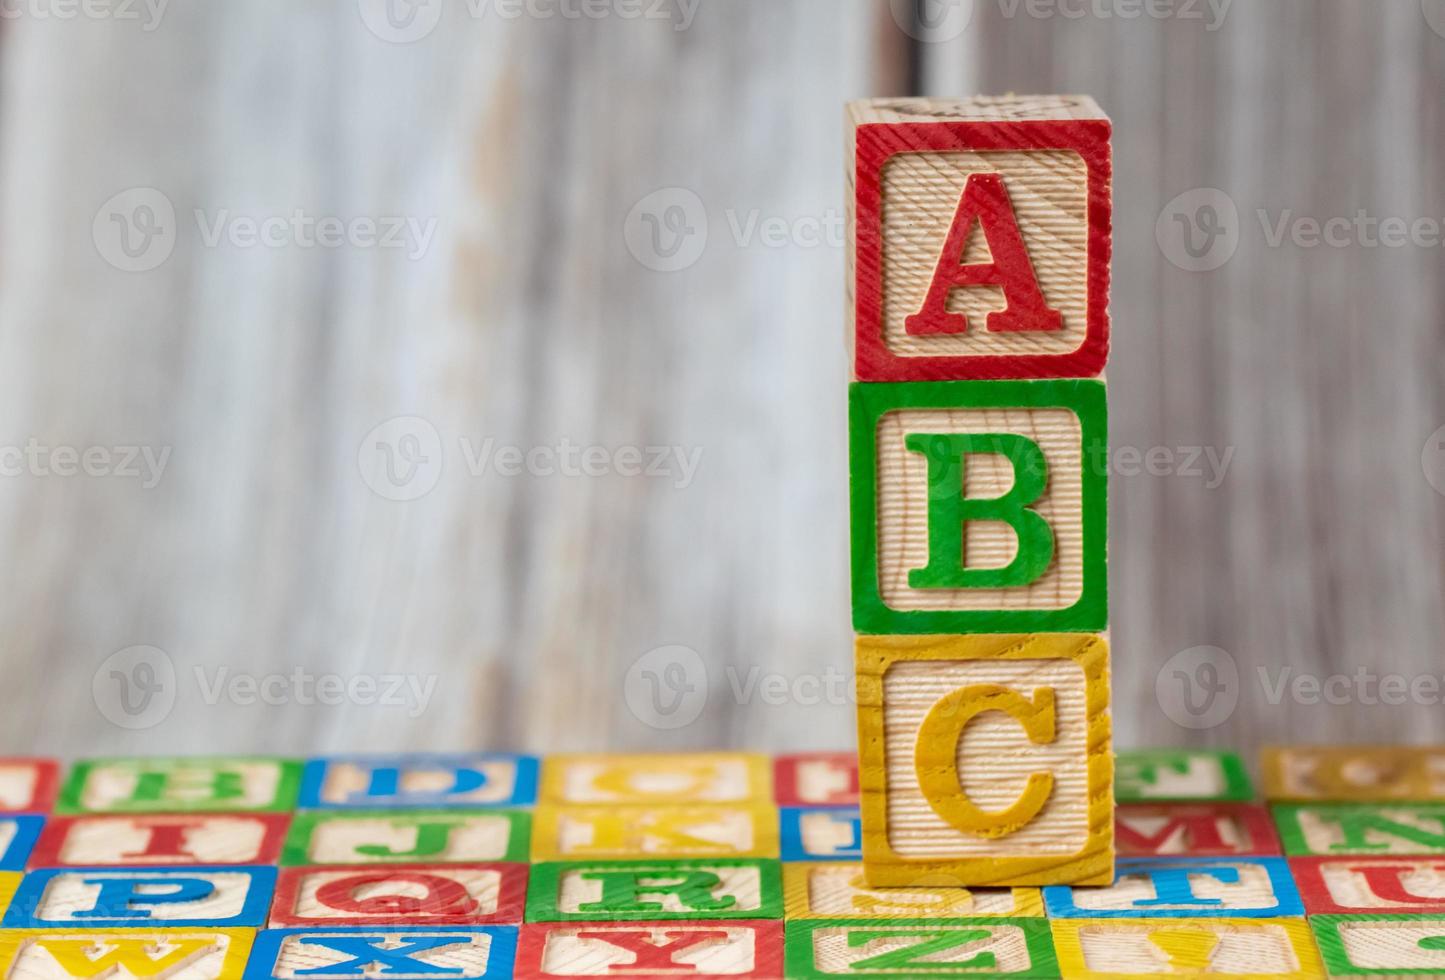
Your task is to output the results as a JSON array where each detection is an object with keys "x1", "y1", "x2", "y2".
[
  {"x1": 243, "y1": 927, "x2": 516, "y2": 980},
  {"x1": 525, "y1": 860, "x2": 783, "y2": 923},
  {"x1": 847, "y1": 96, "x2": 1110, "y2": 382},
  {"x1": 1050, "y1": 919, "x2": 1323, "y2": 978},
  {"x1": 1294, "y1": 856, "x2": 1445, "y2": 914},
  {"x1": 784, "y1": 919, "x2": 1057, "y2": 979},
  {"x1": 57, "y1": 758, "x2": 301, "y2": 813},
  {"x1": 270, "y1": 864, "x2": 527, "y2": 927},
  {"x1": 856, "y1": 633, "x2": 1112, "y2": 887},
  {"x1": 1262, "y1": 745, "x2": 1445, "y2": 803},
  {"x1": 1311, "y1": 914, "x2": 1445, "y2": 978},
  {"x1": 514, "y1": 922, "x2": 782, "y2": 980},
  {"x1": 850, "y1": 380, "x2": 1106, "y2": 634},
  {"x1": 0, "y1": 928, "x2": 255, "y2": 980}
]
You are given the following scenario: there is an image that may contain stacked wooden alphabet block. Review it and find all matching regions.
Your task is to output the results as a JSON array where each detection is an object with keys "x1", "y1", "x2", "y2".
[{"x1": 846, "y1": 96, "x2": 1113, "y2": 887}]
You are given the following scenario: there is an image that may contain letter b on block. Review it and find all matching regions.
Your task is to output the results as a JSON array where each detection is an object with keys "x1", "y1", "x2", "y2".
[{"x1": 850, "y1": 379, "x2": 1106, "y2": 634}]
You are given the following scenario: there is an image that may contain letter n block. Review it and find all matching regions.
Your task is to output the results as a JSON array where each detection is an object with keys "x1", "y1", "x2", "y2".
[
  {"x1": 850, "y1": 380, "x2": 1106, "y2": 634},
  {"x1": 855, "y1": 634, "x2": 1112, "y2": 886},
  {"x1": 847, "y1": 96, "x2": 1110, "y2": 382}
]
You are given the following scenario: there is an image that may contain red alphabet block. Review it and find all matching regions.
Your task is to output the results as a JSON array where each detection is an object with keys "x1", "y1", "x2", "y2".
[
  {"x1": 514, "y1": 921, "x2": 782, "y2": 980},
  {"x1": 1294, "y1": 856, "x2": 1445, "y2": 915},
  {"x1": 270, "y1": 863, "x2": 527, "y2": 926},
  {"x1": 0, "y1": 759, "x2": 58, "y2": 813},
  {"x1": 1114, "y1": 804, "x2": 1281, "y2": 858},
  {"x1": 773, "y1": 754, "x2": 859, "y2": 808},
  {"x1": 30, "y1": 813, "x2": 290, "y2": 867}
]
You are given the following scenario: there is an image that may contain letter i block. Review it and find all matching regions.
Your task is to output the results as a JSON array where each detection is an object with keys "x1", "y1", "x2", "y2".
[
  {"x1": 1293, "y1": 856, "x2": 1445, "y2": 914},
  {"x1": 30, "y1": 813, "x2": 291, "y2": 867},
  {"x1": 848, "y1": 96, "x2": 1110, "y2": 382},
  {"x1": 540, "y1": 754, "x2": 772, "y2": 805},
  {"x1": 0, "y1": 928, "x2": 256, "y2": 980},
  {"x1": 850, "y1": 380, "x2": 1106, "y2": 634},
  {"x1": 270, "y1": 864, "x2": 528, "y2": 927},
  {"x1": 281, "y1": 809, "x2": 529, "y2": 865},
  {"x1": 514, "y1": 922, "x2": 782, "y2": 980},
  {"x1": 1114, "y1": 804, "x2": 1281, "y2": 858},
  {"x1": 1042, "y1": 857, "x2": 1303, "y2": 918},
  {"x1": 0, "y1": 759, "x2": 59, "y2": 813},
  {"x1": 774, "y1": 754, "x2": 859, "y2": 807},
  {"x1": 243, "y1": 927, "x2": 517, "y2": 980},
  {"x1": 525, "y1": 859, "x2": 783, "y2": 923},
  {"x1": 3, "y1": 866, "x2": 277, "y2": 927},
  {"x1": 782, "y1": 864, "x2": 1041, "y2": 920},
  {"x1": 784, "y1": 918, "x2": 1057, "y2": 979},
  {"x1": 1273, "y1": 803, "x2": 1445, "y2": 856},
  {"x1": 1115, "y1": 750, "x2": 1254, "y2": 803},
  {"x1": 1311, "y1": 914, "x2": 1445, "y2": 978},
  {"x1": 299, "y1": 753, "x2": 539, "y2": 809},
  {"x1": 57, "y1": 758, "x2": 302, "y2": 813},
  {"x1": 1050, "y1": 919, "x2": 1323, "y2": 978},
  {"x1": 856, "y1": 634, "x2": 1112, "y2": 886},
  {"x1": 1262, "y1": 746, "x2": 1445, "y2": 803}
]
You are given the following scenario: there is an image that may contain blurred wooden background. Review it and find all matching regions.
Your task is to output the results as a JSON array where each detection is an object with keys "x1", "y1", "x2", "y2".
[{"x1": 0, "y1": 0, "x2": 1441, "y2": 757}]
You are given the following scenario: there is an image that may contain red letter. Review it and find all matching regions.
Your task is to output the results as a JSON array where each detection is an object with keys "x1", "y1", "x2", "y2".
[
  {"x1": 315, "y1": 872, "x2": 478, "y2": 916},
  {"x1": 1116, "y1": 813, "x2": 1234, "y2": 855},
  {"x1": 120, "y1": 818, "x2": 207, "y2": 860},
  {"x1": 904, "y1": 173, "x2": 1061, "y2": 336},
  {"x1": 1348, "y1": 863, "x2": 1445, "y2": 906},
  {"x1": 573, "y1": 930, "x2": 731, "y2": 973}
]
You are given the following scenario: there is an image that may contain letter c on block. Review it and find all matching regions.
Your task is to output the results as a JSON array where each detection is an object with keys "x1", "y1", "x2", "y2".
[{"x1": 914, "y1": 684, "x2": 1057, "y2": 839}]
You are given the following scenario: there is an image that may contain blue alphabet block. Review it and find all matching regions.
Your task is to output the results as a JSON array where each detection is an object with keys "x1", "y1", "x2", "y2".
[
  {"x1": 3, "y1": 865, "x2": 276, "y2": 927},
  {"x1": 779, "y1": 807, "x2": 862, "y2": 862},
  {"x1": 300, "y1": 754, "x2": 538, "y2": 809},
  {"x1": 0, "y1": 814, "x2": 42, "y2": 870},
  {"x1": 1042, "y1": 857, "x2": 1303, "y2": 918},
  {"x1": 243, "y1": 927, "x2": 517, "y2": 980}
]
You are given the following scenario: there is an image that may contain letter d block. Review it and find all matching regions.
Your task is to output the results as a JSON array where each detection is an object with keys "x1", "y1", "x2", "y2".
[
  {"x1": 850, "y1": 380, "x2": 1106, "y2": 634},
  {"x1": 856, "y1": 634, "x2": 1112, "y2": 887}
]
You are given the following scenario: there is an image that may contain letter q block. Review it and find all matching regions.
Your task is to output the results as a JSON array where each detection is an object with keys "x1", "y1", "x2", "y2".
[
  {"x1": 855, "y1": 633, "x2": 1112, "y2": 887},
  {"x1": 847, "y1": 96, "x2": 1110, "y2": 382},
  {"x1": 850, "y1": 380, "x2": 1106, "y2": 634}
]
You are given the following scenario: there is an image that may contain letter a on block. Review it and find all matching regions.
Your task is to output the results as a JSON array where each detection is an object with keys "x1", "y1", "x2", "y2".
[{"x1": 855, "y1": 634, "x2": 1112, "y2": 887}]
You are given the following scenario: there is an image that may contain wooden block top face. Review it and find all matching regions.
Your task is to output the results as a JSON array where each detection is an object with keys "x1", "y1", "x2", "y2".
[
  {"x1": 3, "y1": 866, "x2": 277, "y2": 928},
  {"x1": 531, "y1": 806, "x2": 778, "y2": 861},
  {"x1": 1310, "y1": 914, "x2": 1445, "y2": 976},
  {"x1": 58, "y1": 759, "x2": 301, "y2": 814},
  {"x1": 849, "y1": 97, "x2": 1108, "y2": 383},
  {"x1": 1115, "y1": 751, "x2": 1254, "y2": 803},
  {"x1": 244, "y1": 927, "x2": 516, "y2": 980},
  {"x1": 299, "y1": 754, "x2": 538, "y2": 809},
  {"x1": 1042, "y1": 857, "x2": 1303, "y2": 919},
  {"x1": 850, "y1": 381, "x2": 1107, "y2": 635},
  {"x1": 282, "y1": 810, "x2": 529, "y2": 865},
  {"x1": 540, "y1": 755, "x2": 770, "y2": 806},
  {"x1": 0, "y1": 928, "x2": 256, "y2": 980},
  {"x1": 1274, "y1": 803, "x2": 1445, "y2": 856},
  {"x1": 1115, "y1": 804, "x2": 1280, "y2": 858},
  {"x1": 1262, "y1": 746, "x2": 1445, "y2": 803},
  {"x1": 0, "y1": 759, "x2": 59, "y2": 813},
  {"x1": 773, "y1": 754, "x2": 859, "y2": 808},
  {"x1": 782, "y1": 863, "x2": 1041, "y2": 920},
  {"x1": 269, "y1": 864, "x2": 526, "y2": 927},
  {"x1": 784, "y1": 918, "x2": 1057, "y2": 978},
  {"x1": 1293, "y1": 856, "x2": 1445, "y2": 914},
  {"x1": 779, "y1": 808, "x2": 861, "y2": 862},
  {"x1": 0, "y1": 815, "x2": 43, "y2": 870},
  {"x1": 1050, "y1": 918, "x2": 1322, "y2": 978},
  {"x1": 856, "y1": 634, "x2": 1112, "y2": 886},
  {"x1": 525, "y1": 860, "x2": 783, "y2": 923},
  {"x1": 31, "y1": 813, "x2": 290, "y2": 867},
  {"x1": 514, "y1": 921, "x2": 781, "y2": 979}
]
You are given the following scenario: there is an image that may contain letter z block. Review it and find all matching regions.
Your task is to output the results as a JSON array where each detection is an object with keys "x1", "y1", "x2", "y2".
[
  {"x1": 1115, "y1": 804, "x2": 1280, "y2": 858},
  {"x1": 784, "y1": 918, "x2": 1057, "y2": 978},
  {"x1": 243, "y1": 927, "x2": 517, "y2": 980},
  {"x1": 539, "y1": 754, "x2": 771, "y2": 805},
  {"x1": 1115, "y1": 750, "x2": 1254, "y2": 803},
  {"x1": 57, "y1": 758, "x2": 301, "y2": 814},
  {"x1": 1311, "y1": 914, "x2": 1445, "y2": 977},
  {"x1": 3, "y1": 866, "x2": 277, "y2": 928},
  {"x1": 856, "y1": 633, "x2": 1112, "y2": 886},
  {"x1": 30, "y1": 814, "x2": 290, "y2": 867},
  {"x1": 0, "y1": 928, "x2": 255, "y2": 980},
  {"x1": 281, "y1": 809, "x2": 529, "y2": 865},
  {"x1": 514, "y1": 922, "x2": 781, "y2": 980},
  {"x1": 1293, "y1": 856, "x2": 1445, "y2": 914},
  {"x1": 270, "y1": 864, "x2": 527, "y2": 927},
  {"x1": 299, "y1": 753, "x2": 538, "y2": 809},
  {"x1": 1262, "y1": 746, "x2": 1445, "y2": 803},
  {"x1": 850, "y1": 380, "x2": 1106, "y2": 634},
  {"x1": 1274, "y1": 803, "x2": 1445, "y2": 856},
  {"x1": 782, "y1": 864, "x2": 1041, "y2": 920},
  {"x1": 1050, "y1": 918, "x2": 1323, "y2": 978},
  {"x1": 847, "y1": 96, "x2": 1110, "y2": 382},
  {"x1": 525, "y1": 860, "x2": 782, "y2": 923}
]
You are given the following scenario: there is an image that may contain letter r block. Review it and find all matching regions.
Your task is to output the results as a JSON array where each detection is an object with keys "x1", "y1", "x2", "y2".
[
  {"x1": 850, "y1": 380, "x2": 1106, "y2": 634},
  {"x1": 855, "y1": 634, "x2": 1112, "y2": 887},
  {"x1": 848, "y1": 96, "x2": 1110, "y2": 381}
]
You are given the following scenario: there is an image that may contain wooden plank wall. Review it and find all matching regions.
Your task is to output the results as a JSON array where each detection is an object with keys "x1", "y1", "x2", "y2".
[{"x1": 0, "y1": 0, "x2": 1439, "y2": 757}]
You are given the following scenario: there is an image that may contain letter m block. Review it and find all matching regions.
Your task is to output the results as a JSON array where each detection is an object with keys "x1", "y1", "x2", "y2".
[
  {"x1": 850, "y1": 379, "x2": 1106, "y2": 634},
  {"x1": 848, "y1": 96, "x2": 1110, "y2": 381}
]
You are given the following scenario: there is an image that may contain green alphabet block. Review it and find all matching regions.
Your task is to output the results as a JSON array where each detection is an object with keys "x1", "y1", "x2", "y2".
[
  {"x1": 56, "y1": 757, "x2": 301, "y2": 813},
  {"x1": 282, "y1": 808, "x2": 530, "y2": 865},
  {"x1": 526, "y1": 858, "x2": 783, "y2": 922},
  {"x1": 1311, "y1": 914, "x2": 1445, "y2": 976},
  {"x1": 1275, "y1": 803, "x2": 1445, "y2": 856},
  {"x1": 1115, "y1": 750, "x2": 1254, "y2": 803},
  {"x1": 785, "y1": 918, "x2": 1058, "y2": 978}
]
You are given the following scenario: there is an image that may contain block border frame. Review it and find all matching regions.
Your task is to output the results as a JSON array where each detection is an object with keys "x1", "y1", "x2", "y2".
[
  {"x1": 243, "y1": 925, "x2": 518, "y2": 980},
  {"x1": 281, "y1": 808, "x2": 531, "y2": 866},
  {"x1": 1292, "y1": 855, "x2": 1445, "y2": 915},
  {"x1": 2, "y1": 865, "x2": 278, "y2": 928},
  {"x1": 772, "y1": 753, "x2": 859, "y2": 808},
  {"x1": 779, "y1": 807, "x2": 861, "y2": 863},
  {"x1": 55, "y1": 758, "x2": 303, "y2": 815},
  {"x1": 297, "y1": 754, "x2": 540, "y2": 810},
  {"x1": 0, "y1": 927, "x2": 257, "y2": 980},
  {"x1": 30, "y1": 812, "x2": 293, "y2": 869},
  {"x1": 269, "y1": 862, "x2": 529, "y2": 927},
  {"x1": 1273, "y1": 803, "x2": 1445, "y2": 857},
  {"x1": 0, "y1": 759, "x2": 59, "y2": 815},
  {"x1": 1114, "y1": 750, "x2": 1254, "y2": 803},
  {"x1": 1041, "y1": 856, "x2": 1304, "y2": 919},
  {"x1": 1049, "y1": 916, "x2": 1323, "y2": 979},
  {"x1": 1309, "y1": 913, "x2": 1445, "y2": 977},
  {"x1": 781, "y1": 863, "x2": 1044, "y2": 920},
  {"x1": 1113, "y1": 802, "x2": 1281, "y2": 858},
  {"x1": 525, "y1": 859, "x2": 784, "y2": 923},
  {"x1": 513, "y1": 920, "x2": 783, "y2": 980},
  {"x1": 782, "y1": 916, "x2": 1059, "y2": 979}
]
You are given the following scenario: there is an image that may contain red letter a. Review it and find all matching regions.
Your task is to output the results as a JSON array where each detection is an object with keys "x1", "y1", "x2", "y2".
[{"x1": 904, "y1": 172, "x2": 1062, "y2": 336}]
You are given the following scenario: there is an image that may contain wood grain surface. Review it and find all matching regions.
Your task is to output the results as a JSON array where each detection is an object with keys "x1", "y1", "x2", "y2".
[{"x1": 0, "y1": 1, "x2": 1439, "y2": 756}]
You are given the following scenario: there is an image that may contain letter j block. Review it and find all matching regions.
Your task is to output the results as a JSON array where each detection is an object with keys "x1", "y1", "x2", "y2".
[
  {"x1": 856, "y1": 634, "x2": 1112, "y2": 887},
  {"x1": 850, "y1": 379, "x2": 1106, "y2": 634}
]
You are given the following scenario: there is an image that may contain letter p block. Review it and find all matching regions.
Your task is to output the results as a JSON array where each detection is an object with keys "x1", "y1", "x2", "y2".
[
  {"x1": 850, "y1": 379, "x2": 1106, "y2": 634},
  {"x1": 855, "y1": 634, "x2": 1112, "y2": 887}
]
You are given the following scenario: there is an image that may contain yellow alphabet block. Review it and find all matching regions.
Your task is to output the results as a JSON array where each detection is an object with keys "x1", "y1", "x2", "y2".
[
  {"x1": 531, "y1": 804, "x2": 779, "y2": 860},
  {"x1": 783, "y1": 862, "x2": 1041, "y2": 919},
  {"x1": 856, "y1": 633, "x2": 1112, "y2": 886},
  {"x1": 1262, "y1": 745, "x2": 1445, "y2": 802},
  {"x1": 539, "y1": 753, "x2": 771, "y2": 804},
  {"x1": 1050, "y1": 919, "x2": 1323, "y2": 978},
  {"x1": 0, "y1": 929, "x2": 255, "y2": 980}
]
